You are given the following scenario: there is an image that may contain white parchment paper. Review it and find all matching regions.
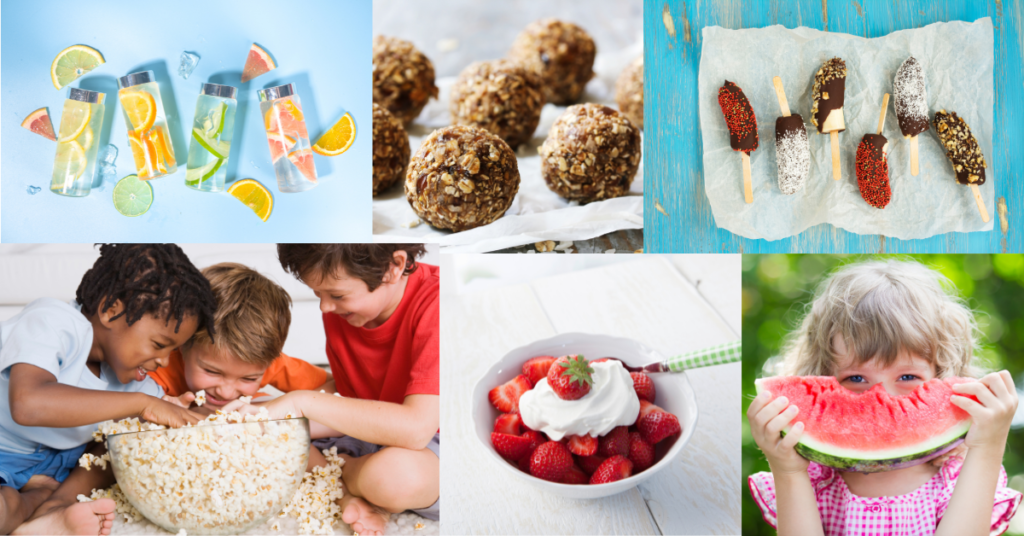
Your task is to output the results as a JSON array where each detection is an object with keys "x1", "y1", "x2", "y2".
[
  {"x1": 373, "y1": 41, "x2": 643, "y2": 253},
  {"x1": 698, "y1": 19, "x2": 994, "y2": 241}
]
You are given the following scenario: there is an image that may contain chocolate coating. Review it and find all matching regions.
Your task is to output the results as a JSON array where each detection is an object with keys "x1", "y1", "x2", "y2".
[
  {"x1": 893, "y1": 57, "x2": 930, "y2": 137},
  {"x1": 718, "y1": 81, "x2": 758, "y2": 152},
  {"x1": 861, "y1": 133, "x2": 888, "y2": 159},
  {"x1": 934, "y1": 110, "x2": 986, "y2": 186},
  {"x1": 774, "y1": 114, "x2": 810, "y2": 195},
  {"x1": 813, "y1": 78, "x2": 846, "y2": 133}
]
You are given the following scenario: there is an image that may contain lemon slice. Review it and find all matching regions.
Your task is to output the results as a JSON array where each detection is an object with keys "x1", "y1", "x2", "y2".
[
  {"x1": 57, "y1": 99, "x2": 91, "y2": 142},
  {"x1": 227, "y1": 179, "x2": 273, "y2": 221},
  {"x1": 54, "y1": 140, "x2": 87, "y2": 181},
  {"x1": 120, "y1": 90, "x2": 156, "y2": 132},
  {"x1": 51, "y1": 45, "x2": 105, "y2": 90},
  {"x1": 113, "y1": 174, "x2": 153, "y2": 217},
  {"x1": 312, "y1": 112, "x2": 356, "y2": 156},
  {"x1": 79, "y1": 127, "x2": 94, "y2": 151}
]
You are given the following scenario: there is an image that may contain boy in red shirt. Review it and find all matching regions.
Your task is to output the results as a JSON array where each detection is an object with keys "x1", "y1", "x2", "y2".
[{"x1": 233, "y1": 244, "x2": 438, "y2": 536}]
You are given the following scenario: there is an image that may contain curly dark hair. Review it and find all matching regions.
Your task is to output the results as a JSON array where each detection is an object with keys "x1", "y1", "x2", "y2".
[
  {"x1": 76, "y1": 244, "x2": 217, "y2": 334},
  {"x1": 277, "y1": 244, "x2": 427, "y2": 292}
]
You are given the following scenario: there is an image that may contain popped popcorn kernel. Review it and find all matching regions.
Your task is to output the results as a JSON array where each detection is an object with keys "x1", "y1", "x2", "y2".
[
  {"x1": 238, "y1": 395, "x2": 253, "y2": 405},
  {"x1": 194, "y1": 390, "x2": 206, "y2": 407},
  {"x1": 415, "y1": 522, "x2": 425, "y2": 530}
]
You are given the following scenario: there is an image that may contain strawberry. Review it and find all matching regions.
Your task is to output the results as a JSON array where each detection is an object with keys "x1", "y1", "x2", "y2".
[
  {"x1": 576, "y1": 454, "x2": 607, "y2": 475},
  {"x1": 493, "y1": 413, "x2": 522, "y2": 435},
  {"x1": 529, "y1": 441, "x2": 573, "y2": 482},
  {"x1": 518, "y1": 455, "x2": 532, "y2": 473},
  {"x1": 628, "y1": 431, "x2": 655, "y2": 472},
  {"x1": 565, "y1": 434, "x2": 598, "y2": 456},
  {"x1": 589, "y1": 455, "x2": 633, "y2": 484},
  {"x1": 597, "y1": 426, "x2": 630, "y2": 457},
  {"x1": 488, "y1": 374, "x2": 533, "y2": 413},
  {"x1": 547, "y1": 355, "x2": 594, "y2": 401},
  {"x1": 561, "y1": 464, "x2": 589, "y2": 485},
  {"x1": 630, "y1": 372, "x2": 656, "y2": 403},
  {"x1": 521, "y1": 430, "x2": 546, "y2": 454},
  {"x1": 522, "y1": 355, "x2": 557, "y2": 385},
  {"x1": 637, "y1": 402, "x2": 682, "y2": 444},
  {"x1": 491, "y1": 432, "x2": 532, "y2": 461}
]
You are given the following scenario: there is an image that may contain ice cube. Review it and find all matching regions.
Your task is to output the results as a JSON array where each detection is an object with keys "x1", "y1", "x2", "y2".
[
  {"x1": 27, "y1": 185, "x2": 41, "y2": 195},
  {"x1": 178, "y1": 51, "x2": 200, "y2": 79},
  {"x1": 100, "y1": 144, "x2": 118, "y2": 165}
]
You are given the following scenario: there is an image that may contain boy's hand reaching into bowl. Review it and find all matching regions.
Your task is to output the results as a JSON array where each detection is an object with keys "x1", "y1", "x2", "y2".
[
  {"x1": 747, "y1": 390, "x2": 809, "y2": 475},
  {"x1": 162, "y1": 392, "x2": 196, "y2": 409},
  {"x1": 950, "y1": 370, "x2": 1019, "y2": 454},
  {"x1": 140, "y1": 397, "x2": 203, "y2": 428},
  {"x1": 222, "y1": 392, "x2": 303, "y2": 420}
]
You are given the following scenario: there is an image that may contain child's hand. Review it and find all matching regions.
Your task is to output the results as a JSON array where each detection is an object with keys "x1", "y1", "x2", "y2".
[
  {"x1": 747, "y1": 390, "x2": 809, "y2": 475},
  {"x1": 161, "y1": 392, "x2": 196, "y2": 409},
  {"x1": 950, "y1": 370, "x2": 1019, "y2": 453},
  {"x1": 140, "y1": 397, "x2": 203, "y2": 428},
  {"x1": 223, "y1": 392, "x2": 304, "y2": 420}
]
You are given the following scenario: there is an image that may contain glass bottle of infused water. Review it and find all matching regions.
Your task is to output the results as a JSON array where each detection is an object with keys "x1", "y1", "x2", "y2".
[
  {"x1": 258, "y1": 83, "x2": 318, "y2": 192},
  {"x1": 186, "y1": 83, "x2": 237, "y2": 192},
  {"x1": 117, "y1": 71, "x2": 176, "y2": 180},
  {"x1": 51, "y1": 88, "x2": 106, "y2": 197}
]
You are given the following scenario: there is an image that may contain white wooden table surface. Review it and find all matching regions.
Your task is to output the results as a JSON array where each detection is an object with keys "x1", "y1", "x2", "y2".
[{"x1": 440, "y1": 255, "x2": 741, "y2": 535}]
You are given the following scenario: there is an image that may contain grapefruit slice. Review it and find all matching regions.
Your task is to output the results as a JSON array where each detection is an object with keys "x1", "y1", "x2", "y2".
[
  {"x1": 265, "y1": 99, "x2": 308, "y2": 139},
  {"x1": 120, "y1": 89, "x2": 157, "y2": 132},
  {"x1": 266, "y1": 132, "x2": 296, "y2": 162},
  {"x1": 312, "y1": 112, "x2": 356, "y2": 156},
  {"x1": 241, "y1": 43, "x2": 276, "y2": 83},
  {"x1": 287, "y1": 148, "x2": 317, "y2": 182},
  {"x1": 21, "y1": 108, "x2": 56, "y2": 141},
  {"x1": 754, "y1": 376, "x2": 974, "y2": 473},
  {"x1": 51, "y1": 45, "x2": 105, "y2": 90},
  {"x1": 227, "y1": 178, "x2": 273, "y2": 221}
]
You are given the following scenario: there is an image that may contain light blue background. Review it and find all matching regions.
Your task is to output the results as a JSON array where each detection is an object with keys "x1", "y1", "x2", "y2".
[{"x1": 1, "y1": 0, "x2": 371, "y2": 242}]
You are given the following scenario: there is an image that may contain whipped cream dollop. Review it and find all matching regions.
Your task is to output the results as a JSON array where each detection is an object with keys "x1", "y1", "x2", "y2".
[{"x1": 519, "y1": 360, "x2": 640, "y2": 441}]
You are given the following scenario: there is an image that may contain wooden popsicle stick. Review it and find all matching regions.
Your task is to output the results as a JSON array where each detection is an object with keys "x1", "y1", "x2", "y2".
[
  {"x1": 742, "y1": 152, "x2": 753, "y2": 204},
  {"x1": 910, "y1": 136, "x2": 919, "y2": 176},
  {"x1": 772, "y1": 76, "x2": 791, "y2": 117},
  {"x1": 970, "y1": 184, "x2": 990, "y2": 222},
  {"x1": 876, "y1": 94, "x2": 889, "y2": 135},
  {"x1": 830, "y1": 131, "x2": 841, "y2": 180}
]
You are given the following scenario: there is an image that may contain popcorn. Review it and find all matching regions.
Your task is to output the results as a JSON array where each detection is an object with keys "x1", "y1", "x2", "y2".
[
  {"x1": 238, "y1": 395, "x2": 253, "y2": 405},
  {"x1": 415, "y1": 522, "x2": 425, "y2": 530},
  {"x1": 176, "y1": 530, "x2": 187, "y2": 536},
  {"x1": 194, "y1": 390, "x2": 206, "y2": 407},
  {"x1": 276, "y1": 447, "x2": 345, "y2": 535}
]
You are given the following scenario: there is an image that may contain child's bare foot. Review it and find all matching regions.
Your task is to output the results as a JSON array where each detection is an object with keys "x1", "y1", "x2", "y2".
[
  {"x1": 21, "y1": 475, "x2": 60, "y2": 493},
  {"x1": 13, "y1": 499, "x2": 115, "y2": 536},
  {"x1": 340, "y1": 494, "x2": 390, "y2": 536}
]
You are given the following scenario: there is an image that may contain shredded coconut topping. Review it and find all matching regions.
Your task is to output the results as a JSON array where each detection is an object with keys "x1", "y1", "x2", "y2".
[
  {"x1": 776, "y1": 129, "x2": 810, "y2": 195},
  {"x1": 893, "y1": 57, "x2": 929, "y2": 136}
]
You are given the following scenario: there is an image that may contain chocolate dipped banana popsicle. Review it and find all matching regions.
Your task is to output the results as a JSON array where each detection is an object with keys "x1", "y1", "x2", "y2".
[
  {"x1": 718, "y1": 80, "x2": 758, "y2": 203},
  {"x1": 893, "y1": 57, "x2": 929, "y2": 176},
  {"x1": 771, "y1": 76, "x2": 809, "y2": 195},
  {"x1": 855, "y1": 94, "x2": 891, "y2": 208},
  {"x1": 811, "y1": 58, "x2": 847, "y2": 180},
  {"x1": 934, "y1": 110, "x2": 990, "y2": 222}
]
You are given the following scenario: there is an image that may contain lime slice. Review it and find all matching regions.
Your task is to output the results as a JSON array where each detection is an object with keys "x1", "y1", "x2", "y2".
[
  {"x1": 212, "y1": 101, "x2": 228, "y2": 137},
  {"x1": 113, "y1": 174, "x2": 153, "y2": 217},
  {"x1": 192, "y1": 127, "x2": 230, "y2": 158},
  {"x1": 185, "y1": 158, "x2": 224, "y2": 186}
]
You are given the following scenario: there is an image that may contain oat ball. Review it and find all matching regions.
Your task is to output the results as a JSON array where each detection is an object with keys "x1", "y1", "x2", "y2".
[
  {"x1": 405, "y1": 125, "x2": 520, "y2": 232},
  {"x1": 508, "y1": 19, "x2": 596, "y2": 105},
  {"x1": 539, "y1": 103, "x2": 641, "y2": 203},
  {"x1": 373, "y1": 35, "x2": 439, "y2": 126},
  {"x1": 615, "y1": 56, "x2": 644, "y2": 130},
  {"x1": 449, "y1": 59, "x2": 544, "y2": 149},
  {"x1": 372, "y1": 103, "x2": 410, "y2": 196}
]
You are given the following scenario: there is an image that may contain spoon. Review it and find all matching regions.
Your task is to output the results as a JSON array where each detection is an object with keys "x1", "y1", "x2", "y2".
[{"x1": 598, "y1": 340, "x2": 741, "y2": 373}]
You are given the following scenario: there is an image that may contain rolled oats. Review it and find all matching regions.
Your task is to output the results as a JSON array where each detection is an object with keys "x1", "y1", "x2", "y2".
[
  {"x1": 450, "y1": 59, "x2": 544, "y2": 149},
  {"x1": 508, "y1": 19, "x2": 596, "y2": 105},
  {"x1": 373, "y1": 36, "x2": 439, "y2": 126},
  {"x1": 615, "y1": 56, "x2": 644, "y2": 130},
  {"x1": 372, "y1": 103, "x2": 411, "y2": 196}
]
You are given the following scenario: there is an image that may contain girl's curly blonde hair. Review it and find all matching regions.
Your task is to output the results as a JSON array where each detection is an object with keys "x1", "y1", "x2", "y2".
[{"x1": 778, "y1": 259, "x2": 982, "y2": 379}]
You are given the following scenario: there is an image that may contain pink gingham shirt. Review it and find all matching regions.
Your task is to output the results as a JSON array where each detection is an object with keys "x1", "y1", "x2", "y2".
[{"x1": 749, "y1": 458, "x2": 1021, "y2": 535}]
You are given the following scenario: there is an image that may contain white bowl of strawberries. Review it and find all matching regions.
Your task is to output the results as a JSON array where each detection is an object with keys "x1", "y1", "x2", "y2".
[{"x1": 473, "y1": 332, "x2": 698, "y2": 499}]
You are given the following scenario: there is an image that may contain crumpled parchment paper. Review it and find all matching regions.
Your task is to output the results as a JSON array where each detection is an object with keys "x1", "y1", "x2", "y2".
[
  {"x1": 373, "y1": 41, "x2": 643, "y2": 253},
  {"x1": 698, "y1": 19, "x2": 994, "y2": 241}
]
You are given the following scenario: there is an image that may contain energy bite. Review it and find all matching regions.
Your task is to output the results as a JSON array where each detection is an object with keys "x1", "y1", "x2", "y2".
[
  {"x1": 449, "y1": 59, "x2": 544, "y2": 149},
  {"x1": 509, "y1": 19, "x2": 596, "y2": 105},
  {"x1": 405, "y1": 125, "x2": 520, "y2": 232},
  {"x1": 934, "y1": 110, "x2": 986, "y2": 185},
  {"x1": 539, "y1": 103, "x2": 641, "y2": 203},
  {"x1": 615, "y1": 56, "x2": 644, "y2": 130},
  {"x1": 372, "y1": 103, "x2": 410, "y2": 196},
  {"x1": 372, "y1": 35, "x2": 439, "y2": 126}
]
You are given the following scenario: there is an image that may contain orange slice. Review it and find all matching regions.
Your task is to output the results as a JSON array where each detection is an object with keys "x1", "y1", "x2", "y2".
[
  {"x1": 266, "y1": 132, "x2": 296, "y2": 162},
  {"x1": 21, "y1": 108, "x2": 56, "y2": 141},
  {"x1": 150, "y1": 127, "x2": 175, "y2": 169},
  {"x1": 128, "y1": 130, "x2": 157, "y2": 180},
  {"x1": 120, "y1": 89, "x2": 156, "y2": 132},
  {"x1": 241, "y1": 43, "x2": 276, "y2": 83},
  {"x1": 148, "y1": 130, "x2": 168, "y2": 174},
  {"x1": 227, "y1": 179, "x2": 273, "y2": 221},
  {"x1": 265, "y1": 99, "x2": 307, "y2": 139},
  {"x1": 312, "y1": 112, "x2": 356, "y2": 156},
  {"x1": 287, "y1": 148, "x2": 317, "y2": 182}
]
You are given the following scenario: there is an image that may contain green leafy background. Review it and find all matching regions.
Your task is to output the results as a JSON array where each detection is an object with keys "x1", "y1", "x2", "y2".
[{"x1": 742, "y1": 255, "x2": 1024, "y2": 535}]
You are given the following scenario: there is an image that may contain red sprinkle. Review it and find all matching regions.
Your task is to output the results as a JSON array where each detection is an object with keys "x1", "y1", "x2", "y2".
[
  {"x1": 856, "y1": 140, "x2": 891, "y2": 208},
  {"x1": 717, "y1": 81, "x2": 758, "y2": 153}
]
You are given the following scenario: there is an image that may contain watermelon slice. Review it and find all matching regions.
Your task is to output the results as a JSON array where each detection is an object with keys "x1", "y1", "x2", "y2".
[
  {"x1": 21, "y1": 107, "x2": 56, "y2": 141},
  {"x1": 241, "y1": 43, "x2": 276, "y2": 83},
  {"x1": 754, "y1": 376, "x2": 973, "y2": 473}
]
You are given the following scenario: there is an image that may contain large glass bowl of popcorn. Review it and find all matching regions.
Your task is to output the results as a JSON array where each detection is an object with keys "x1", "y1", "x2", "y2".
[{"x1": 104, "y1": 413, "x2": 310, "y2": 535}]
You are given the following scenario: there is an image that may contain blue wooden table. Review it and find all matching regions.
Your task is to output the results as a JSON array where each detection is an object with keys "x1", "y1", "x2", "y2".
[{"x1": 644, "y1": 0, "x2": 1022, "y2": 253}]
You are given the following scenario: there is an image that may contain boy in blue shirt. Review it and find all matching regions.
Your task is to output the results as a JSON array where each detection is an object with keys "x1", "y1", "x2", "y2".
[{"x1": 1, "y1": 244, "x2": 214, "y2": 535}]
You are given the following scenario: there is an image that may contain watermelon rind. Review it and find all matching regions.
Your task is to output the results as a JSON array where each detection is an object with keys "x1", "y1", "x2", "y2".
[{"x1": 755, "y1": 377, "x2": 972, "y2": 473}]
